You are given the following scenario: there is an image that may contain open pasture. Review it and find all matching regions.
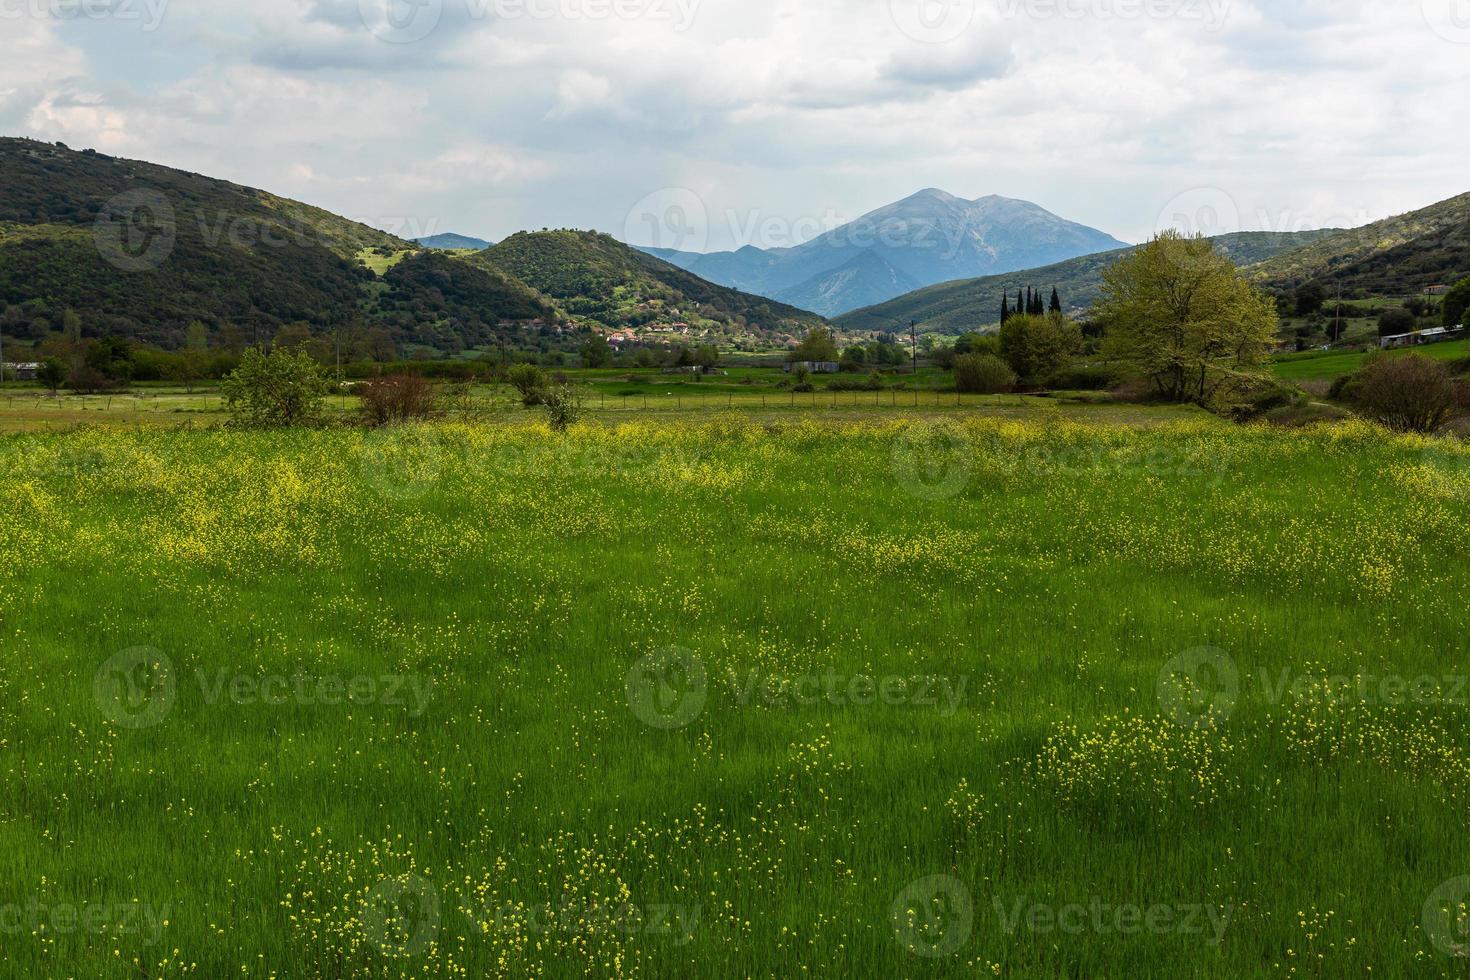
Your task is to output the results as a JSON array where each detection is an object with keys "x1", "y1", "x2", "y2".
[{"x1": 1, "y1": 416, "x2": 1468, "y2": 976}]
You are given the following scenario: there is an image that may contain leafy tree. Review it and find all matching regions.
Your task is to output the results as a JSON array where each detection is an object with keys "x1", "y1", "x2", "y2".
[
  {"x1": 1094, "y1": 232, "x2": 1279, "y2": 403},
  {"x1": 695, "y1": 344, "x2": 720, "y2": 371},
  {"x1": 506, "y1": 362, "x2": 549, "y2": 406},
  {"x1": 999, "y1": 313, "x2": 1082, "y2": 386},
  {"x1": 1294, "y1": 283, "x2": 1326, "y2": 317},
  {"x1": 1377, "y1": 308, "x2": 1416, "y2": 338},
  {"x1": 841, "y1": 345, "x2": 868, "y2": 371},
  {"x1": 36, "y1": 358, "x2": 66, "y2": 393},
  {"x1": 1444, "y1": 277, "x2": 1470, "y2": 327},
  {"x1": 579, "y1": 332, "x2": 612, "y2": 368},
  {"x1": 221, "y1": 346, "x2": 329, "y2": 427},
  {"x1": 791, "y1": 326, "x2": 839, "y2": 363}
]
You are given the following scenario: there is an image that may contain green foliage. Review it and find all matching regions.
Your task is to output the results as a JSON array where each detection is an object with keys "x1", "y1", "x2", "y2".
[
  {"x1": 1377, "y1": 307, "x2": 1417, "y2": 337},
  {"x1": 1444, "y1": 276, "x2": 1470, "y2": 327},
  {"x1": 579, "y1": 332, "x2": 613, "y2": 368},
  {"x1": 35, "y1": 357, "x2": 65, "y2": 391},
  {"x1": 1095, "y1": 232, "x2": 1279, "y2": 403},
  {"x1": 998, "y1": 313, "x2": 1082, "y2": 386},
  {"x1": 221, "y1": 346, "x2": 330, "y2": 427},
  {"x1": 506, "y1": 363, "x2": 549, "y2": 406},
  {"x1": 541, "y1": 383, "x2": 583, "y2": 432},
  {"x1": 791, "y1": 326, "x2": 839, "y2": 363},
  {"x1": 953, "y1": 353, "x2": 1017, "y2": 393}
]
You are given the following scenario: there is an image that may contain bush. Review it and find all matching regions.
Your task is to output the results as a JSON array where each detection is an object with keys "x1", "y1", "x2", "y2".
[
  {"x1": 506, "y1": 363, "x2": 548, "y2": 406},
  {"x1": 953, "y1": 353, "x2": 1016, "y2": 394},
  {"x1": 1046, "y1": 364, "x2": 1117, "y2": 391},
  {"x1": 542, "y1": 384, "x2": 583, "y2": 432},
  {"x1": 358, "y1": 374, "x2": 439, "y2": 426},
  {"x1": 221, "y1": 346, "x2": 330, "y2": 428},
  {"x1": 1377, "y1": 308, "x2": 1416, "y2": 338},
  {"x1": 1354, "y1": 354, "x2": 1457, "y2": 432}
]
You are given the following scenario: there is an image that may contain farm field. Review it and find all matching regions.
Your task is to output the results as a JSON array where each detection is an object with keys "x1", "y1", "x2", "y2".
[
  {"x1": 1271, "y1": 338, "x2": 1470, "y2": 382},
  {"x1": 2, "y1": 416, "x2": 1469, "y2": 976}
]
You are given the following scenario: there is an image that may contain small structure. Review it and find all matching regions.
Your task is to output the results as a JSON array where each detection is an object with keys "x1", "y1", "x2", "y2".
[
  {"x1": 1424, "y1": 284, "x2": 1451, "y2": 296},
  {"x1": 1380, "y1": 326, "x2": 1464, "y2": 349},
  {"x1": 1, "y1": 362, "x2": 40, "y2": 381},
  {"x1": 784, "y1": 361, "x2": 840, "y2": 374}
]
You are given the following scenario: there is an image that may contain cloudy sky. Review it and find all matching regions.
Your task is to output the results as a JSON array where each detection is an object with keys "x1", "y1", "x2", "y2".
[{"x1": 4, "y1": 0, "x2": 1468, "y2": 251}]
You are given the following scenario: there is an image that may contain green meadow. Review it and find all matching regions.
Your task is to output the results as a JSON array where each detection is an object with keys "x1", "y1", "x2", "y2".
[{"x1": 2, "y1": 416, "x2": 1469, "y2": 977}]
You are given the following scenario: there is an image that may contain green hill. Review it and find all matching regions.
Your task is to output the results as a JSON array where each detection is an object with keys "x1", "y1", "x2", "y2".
[
  {"x1": 483, "y1": 230, "x2": 826, "y2": 335},
  {"x1": 1247, "y1": 192, "x2": 1470, "y2": 296},
  {"x1": 835, "y1": 230, "x2": 1337, "y2": 333}
]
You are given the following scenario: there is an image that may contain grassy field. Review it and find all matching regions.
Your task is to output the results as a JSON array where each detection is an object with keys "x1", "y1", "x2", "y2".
[
  {"x1": 1271, "y1": 338, "x2": 1470, "y2": 382},
  {"x1": 2, "y1": 415, "x2": 1469, "y2": 976}
]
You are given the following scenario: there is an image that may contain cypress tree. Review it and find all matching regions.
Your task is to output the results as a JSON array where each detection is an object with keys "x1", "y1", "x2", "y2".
[
  {"x1": 1050, "y1": 287, "x2": 1061, "y2": 314},
  {"x1": 1001, "y1": 295, "x2": 1010, "y2": 323},
  {"x1": 1017, "y1": 289, "x2": 1025, "y2": 316}
]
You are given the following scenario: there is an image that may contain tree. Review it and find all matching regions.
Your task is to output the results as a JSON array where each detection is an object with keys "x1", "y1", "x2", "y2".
[
  {"x1": 1294, "y1": 283, "x2": 1326, "y2": 317},
  {"x1": 791, "y1": 326, "x2": 838, "y2": 363},
  {"x1": 953, "y1": 353, "x2": 1016, "y2": 394},
  {"x1": 1377, "y1": 308, "x2": 1416, "y2": 338},
  {"x1": 579, "y1": 332, "x2": 612, "y2": 368},
  {"x1": 840, "y1": 345, "x2": 868, "y2": 371},
  {"x1": 174, "y1": 320, "x2": 210, "y2": 393},
  {"x1": 999, "y1": 313, "x2": 1082, "y2": 386},
  {"x1": 1050, "y1": 287, "x2": 1062, "y2": 314},
  {"x1": 695, "y1": 344, "x2": 720, "y2": 371},
  {"x1": 1443, "y1": 277, "x2": 1470, "y2": 327},
  {"x1": 221, "y1": 346, "x2": 330, "y2": 427},
  {"x1": 1000, "y1": 295, "x2": 1011, "y2": 324},
  {"x1": 1093, "y1": 232, "x2": 1279, "y2": 403},
  {"x1": 506, "y1": 363, "x2": 549, "y2": 406},
  {"x1": 36, "y1": 358, "x2": 66, "y2": 393},
  {"x1": 1354, "y1": 354, "x2": 1456, "y2": 433}
]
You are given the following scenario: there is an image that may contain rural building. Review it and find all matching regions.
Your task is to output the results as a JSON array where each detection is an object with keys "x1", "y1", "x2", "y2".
[
  {"x1": 784, "y1": 361, "x2": 841, "y2": 374},
  {"x1": 1, "y1": 362, "x2": 40, "y2": 381},
  {"x1": 1424, "y1": 284, "x2": 1450, "y2": 296},
  {"x1": 1379, "y1": 326, "x2": 1464, "y2": 349}
]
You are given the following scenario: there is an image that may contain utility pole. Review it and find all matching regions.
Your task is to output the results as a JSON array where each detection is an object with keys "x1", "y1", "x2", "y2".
[{"x1": 909, "y1": 319, "x2": 918, "y2": 376}]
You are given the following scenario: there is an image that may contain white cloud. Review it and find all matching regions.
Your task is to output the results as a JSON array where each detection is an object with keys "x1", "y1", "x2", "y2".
[{"x1": 3, "y1": 0, "x2": 1468, "y2": 248}]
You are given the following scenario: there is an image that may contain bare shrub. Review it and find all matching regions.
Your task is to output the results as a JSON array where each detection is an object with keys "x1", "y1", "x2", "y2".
[
  {"x1": 358, "y1": 374, "x2": 440, "y2": 426},
  {"x1": 1355, "y1": 354, "x2": 1457, "y2": 433}
]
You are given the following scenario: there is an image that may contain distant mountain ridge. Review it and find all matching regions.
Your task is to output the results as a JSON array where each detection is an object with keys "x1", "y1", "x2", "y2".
[
  {"x1": 834, "y1": 229, "x2": 1342, "y2": 334},
  {"x1": 416, "y1": 233, "x2": 493, "y2": 250},
  {"x1": 0, "y1": 138, "x2": 821, "y2": 354},
  {"x1": 642, "y1": 189, "x2": 1128, "y2": 316}
]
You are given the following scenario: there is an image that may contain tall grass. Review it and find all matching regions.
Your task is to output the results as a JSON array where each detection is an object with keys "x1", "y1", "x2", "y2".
[{"x1": 0, "y1": 416, "x2": 1466, "y2": 976}]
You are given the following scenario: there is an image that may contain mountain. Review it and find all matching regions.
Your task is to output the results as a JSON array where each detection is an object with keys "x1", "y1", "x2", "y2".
[
  {"x1": 1247, "y1": 192, "x2": 1470, "y2": 296},
  {"x1": 639, "y1": 189, "x2": 1129, "y2": 316},
  {"x1": 415, "y1": 233, "x2": 493, "y2": 250},
  {"x1": 0, "y1": 138, "x2": 813, "y2": 356},
  {"x1": 835, "y1": 230, "x2": 1340, "y2": 334},
  {"x1": 484, "y1": 230, "x2": 825, "y2": 335}
]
